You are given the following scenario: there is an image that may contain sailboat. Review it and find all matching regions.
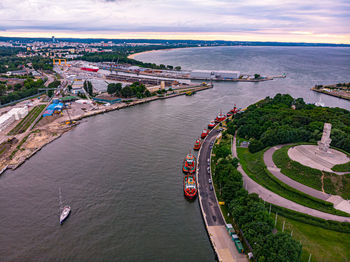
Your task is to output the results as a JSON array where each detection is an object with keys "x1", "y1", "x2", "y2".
[{"x1": 59, "y1": 187, "x2": 71, "y2": 225}]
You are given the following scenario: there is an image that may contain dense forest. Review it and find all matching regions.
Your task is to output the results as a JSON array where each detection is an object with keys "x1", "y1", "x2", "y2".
[
  {"x1": 79, "y1": 45, "x2": 184, "y2": 70},
  {"x1": 107, "y1": 82, "x2": 151, "y2": 98},
  {"x1": 0, "y1": 47, "x2": 53, "y2": 73},
  {"x1": 0, "y1": 78, "x2": 45, "y2": 105},
  {"x1": 227, "y1": 94, "x2": 350, "y2": 153}
]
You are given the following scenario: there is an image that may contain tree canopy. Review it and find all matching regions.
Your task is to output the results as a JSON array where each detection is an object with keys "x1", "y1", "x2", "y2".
[{"x1": 228, "y1": 94, "x2": 350, "y2": 153}]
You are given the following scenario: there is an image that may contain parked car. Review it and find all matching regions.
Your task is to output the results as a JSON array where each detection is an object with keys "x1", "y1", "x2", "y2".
[
  {"x1": 208, "y1": 178, "x2": 212, "y2": 184},
  {"x1": 209, "y1": 185, "x2": 213, "y2": 191}
]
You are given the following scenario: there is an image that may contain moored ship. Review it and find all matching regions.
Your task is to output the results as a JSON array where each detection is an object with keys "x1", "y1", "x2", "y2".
[
  {"x1": 183, "y1": 175, "x2": 197, "y2": 199},
  {"x1": 201, "y1": 129, "x2": 209, "y2": 139},
  {"x1": 208, "y1": 121, "x2": 216, "y2": 129},
  {"x1": 230, "y1": 104, "x2": 238, "y2": 114},
  {"x1": 81, "y1": 65, "x2": 99, "y2": 72},
  {"x1": 182, "y1": 153, "x2": 196, "y2": 174},
  {"x1": 193, "y1": 139, "x2": 201, "y2": 150},
  {"x1": 215, "y1": 111, "x2": 227, "y2": 123}
]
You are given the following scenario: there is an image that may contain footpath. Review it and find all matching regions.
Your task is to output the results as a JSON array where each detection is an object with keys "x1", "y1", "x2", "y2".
[{"x1": 233, "y1": 133, "x2": 350, "y2": 223}]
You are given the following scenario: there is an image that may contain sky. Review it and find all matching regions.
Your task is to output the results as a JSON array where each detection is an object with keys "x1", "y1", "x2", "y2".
[{"x1": 0, "y1": 0, "x2": 349, "y2": 43}]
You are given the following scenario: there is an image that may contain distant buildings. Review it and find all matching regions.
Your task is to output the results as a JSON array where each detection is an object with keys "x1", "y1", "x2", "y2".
[{"x1": 190, "y1": 70, "x2": 240, "y2": 79}]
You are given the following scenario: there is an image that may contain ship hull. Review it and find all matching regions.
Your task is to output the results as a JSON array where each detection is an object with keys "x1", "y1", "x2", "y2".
[
  {"x1": 81, "y1": 67, "x2": 99, "y2": 72},
  {"x1": 184, "y1": 175, "x2": 197, "y2": 199}
]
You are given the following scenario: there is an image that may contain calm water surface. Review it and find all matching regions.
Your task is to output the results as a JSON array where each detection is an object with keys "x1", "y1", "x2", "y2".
[{"x1": 0, "y1": 47, "x2": 349, "y2": 261}]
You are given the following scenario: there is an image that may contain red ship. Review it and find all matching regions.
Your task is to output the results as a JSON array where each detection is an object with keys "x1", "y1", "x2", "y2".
[
  {"x1": 184, "y1": 175, "x2": 197, "y2": 199},
  {"x1": 215, "y1": 111, "x2": 227, "y2": 123},
  {"x1": 230, "y1": 104, "x2": 238, "y2": 114},
  {"x1": 81, "y1": 65, "x2": 99, "y2": 72},
  {"x1": 208, "y1": 121, "x2": 216, "y2": 129},
  {"x1": 182, "y1": 153, "x2": 196, "y2": 174},
  {"x1": 201, "y1": 129, "x2": 209, "y2": 139},
  {"x1": 193, "y1": 139, "x2": 201, "y2": 151}
]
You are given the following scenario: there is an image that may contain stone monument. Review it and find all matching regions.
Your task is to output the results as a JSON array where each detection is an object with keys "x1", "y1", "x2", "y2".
[{"x1": 318, "y1": 123, "x2": 332, "y2": 152}]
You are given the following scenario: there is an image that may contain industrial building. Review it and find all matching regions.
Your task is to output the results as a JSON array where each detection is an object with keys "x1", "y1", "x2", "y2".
[
  {"x1": 190, "y1": 70, "x2": 240, "y2": 80},
  {"x1": 71, "y1": 79, "x2": 84, "y2": 94},
  {"x1": 0, "y1": 106, "x2": 29, "y2": 131},
  {"x1": 43, "y1": 101, "x2": 64, "y2": 117},
  {"x1": 93, "y1": 95, "x2": 122, "y2": 104}
]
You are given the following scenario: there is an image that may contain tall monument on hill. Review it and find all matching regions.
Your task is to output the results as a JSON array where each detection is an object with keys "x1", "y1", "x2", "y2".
[{"x1": 318, "y1": 123, "x2": 332, "y2": 152}]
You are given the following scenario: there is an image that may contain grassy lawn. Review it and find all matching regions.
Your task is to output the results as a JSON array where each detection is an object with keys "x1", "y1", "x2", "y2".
[
  {"x1": 273, "y1": 145, "x2": 350, "y2": 199},
  {"x1": 237, "y1": 147, "x2": 350, "y2": 217},
  {"x1": 333, "y1": 161, "x2": 350, "y2": 172},
  {"x1": 272, "y1": 212, "x2": 350, "y2": 262}
]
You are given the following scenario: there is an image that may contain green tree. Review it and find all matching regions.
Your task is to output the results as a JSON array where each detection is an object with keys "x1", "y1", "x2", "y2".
[{"x1": 255, "y1": 232, "x2": 302, "y2": 262}]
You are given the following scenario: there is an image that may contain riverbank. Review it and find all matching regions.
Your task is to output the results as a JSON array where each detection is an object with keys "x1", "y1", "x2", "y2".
[{"x1": 0, "y1": 84, "x2": 212, "y2": 175}]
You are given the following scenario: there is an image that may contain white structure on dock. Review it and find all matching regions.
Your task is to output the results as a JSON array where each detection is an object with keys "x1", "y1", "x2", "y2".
[
  {"x1": 190, "y1": 70, "x2": 240, "y2": 79},
  {"x1": 0, "y1": 106, "x2": 28, "y2": 131}
]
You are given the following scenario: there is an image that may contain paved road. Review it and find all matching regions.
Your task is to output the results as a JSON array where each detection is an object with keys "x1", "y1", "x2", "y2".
[
  {"x1": 198, "y1": 129, "x2": 225, "y2": 226},
  {"x1": 198, "y1": 129, "x2": 247, "y2": 262},
  {"x1": 233, "y1": 133, "x2": 350, "y2": 222}
]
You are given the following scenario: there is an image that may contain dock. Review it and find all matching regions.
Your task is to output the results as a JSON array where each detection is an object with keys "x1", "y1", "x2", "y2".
[{"x1": 196, "y1": 129, "x2": 247, "y2": 262}]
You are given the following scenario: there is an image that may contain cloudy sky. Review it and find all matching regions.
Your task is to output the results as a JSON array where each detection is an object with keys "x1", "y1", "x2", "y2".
[{"x1": 0, "y1": 0, "x2": 349, "y2": 43}]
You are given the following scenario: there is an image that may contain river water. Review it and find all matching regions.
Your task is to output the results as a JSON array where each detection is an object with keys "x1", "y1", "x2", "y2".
[{"x1": 1, "y1": 46, "x2": 350, "y2": 262}]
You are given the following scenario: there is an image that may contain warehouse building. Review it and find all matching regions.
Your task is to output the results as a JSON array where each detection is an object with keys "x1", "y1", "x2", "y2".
[
  {"x1": 190, "y1": 70, "x2": 240, "y2": 79},
  {"x1": 0, "y1": 106, "x2": 28, "y2": 131},
  {"x1": 93, "y1": 95, "x2": 122, "y2": 104},
  {"x1": 190, "y1": 70, "x2": 214, "y2": 79}
]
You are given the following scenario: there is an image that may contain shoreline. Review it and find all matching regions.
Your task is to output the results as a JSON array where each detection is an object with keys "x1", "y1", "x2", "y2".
[
  {"x1": 127, "y1": 46, "x2": 208, "y2": 59},
  {"x1": 0, "y1": 85, "x2": 212, "y2": 175}
]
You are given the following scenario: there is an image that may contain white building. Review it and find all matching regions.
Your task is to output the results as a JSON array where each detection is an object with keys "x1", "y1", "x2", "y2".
[
  {"x1": 0, "y1": 106, "x2": 28, "y2": 131},
  {"x1": 190, "y1": 70, "x2": 214, "y2": 79},
  {"x1": 0, "y1": 113, "x2": 15, "y2": 131},
  {"x1": 8, "y1": 107, "x2": 28, "y2": 120},
  {"x1": 213, "y1": 70, "x2": 240, "y2": 79},
  {"x1": 190, "y1": 70, "x2": 240, "y2": 79}
]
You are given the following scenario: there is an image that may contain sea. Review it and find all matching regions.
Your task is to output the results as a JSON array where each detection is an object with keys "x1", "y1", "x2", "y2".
[{"x1": 0, "y1": 46, "x2": 349, "y2": 262}]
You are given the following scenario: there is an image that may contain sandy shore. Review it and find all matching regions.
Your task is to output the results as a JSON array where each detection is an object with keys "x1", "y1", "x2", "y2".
[
  {"x1": 127, "y1": 46, "x2": 209, "y2": 60},
  {"x1": 127, "y1": 48, "x2": 179, "y2": 59}
]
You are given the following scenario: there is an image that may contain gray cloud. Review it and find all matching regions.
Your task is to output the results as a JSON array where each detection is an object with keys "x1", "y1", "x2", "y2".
[{"x1": 0, "y1": 0, "x2": 349, "y2": 41}]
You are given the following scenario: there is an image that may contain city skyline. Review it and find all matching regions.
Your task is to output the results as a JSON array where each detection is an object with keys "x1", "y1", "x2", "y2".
[{"x1": 0, "y1": 0, "x2": 349, "y2": 44}]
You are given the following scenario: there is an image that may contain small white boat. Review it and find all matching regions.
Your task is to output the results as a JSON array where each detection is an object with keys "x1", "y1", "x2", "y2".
[{"x1": 60, "y1": 205, "x2": 71, "y2": 224}]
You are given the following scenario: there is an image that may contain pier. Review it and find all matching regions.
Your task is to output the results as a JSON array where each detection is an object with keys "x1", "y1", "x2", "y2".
[{"x1": 197, "y1": 129, "x2": 247, "y2": 262}]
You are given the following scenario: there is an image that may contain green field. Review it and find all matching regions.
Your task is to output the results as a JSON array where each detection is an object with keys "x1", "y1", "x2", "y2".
[
  {"x1": 273, "y1": 145, "x2": 350, "y2": 199},
  {"x1": 332, "y1": 161, "x2": 350, "y2": 172},
  {"x1": 272, "y1": 212, "x2": 350, "y2": 262},
  {"x1": 8, "y1": 104, "x2": 46, "y2": 135},
  {"x1": 237, "y1": 147, "x2": 350, "y2": 217}
]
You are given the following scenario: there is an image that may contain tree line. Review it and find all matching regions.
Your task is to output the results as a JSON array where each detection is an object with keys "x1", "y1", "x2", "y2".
[
  {"x1": 107, "y1": 82, "x2": 151, "y2": 99},
  {"x1": 227, "y1": 94, "x2": 350, "y2": 153},
  {"x1": 212, "y1": 139, "x2": 302, "y2": 261},
  {"x1": 0, "y1": 78, "x2": 45, "y2": 105},
  {"x1": 79, "y1": 46, "x2": 182, "y2": 71}
]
